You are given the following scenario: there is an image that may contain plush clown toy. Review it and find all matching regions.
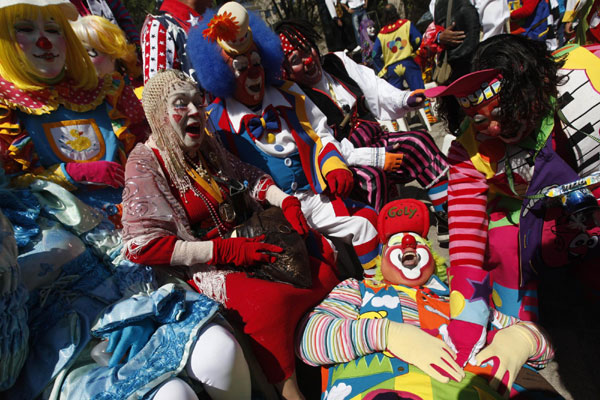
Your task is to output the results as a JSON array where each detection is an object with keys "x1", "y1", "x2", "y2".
[{"x1": 296, "y1": 199, "x2": 557, "y2": 399}]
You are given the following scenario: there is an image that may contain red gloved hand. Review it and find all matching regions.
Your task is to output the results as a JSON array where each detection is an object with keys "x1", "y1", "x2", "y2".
[
  {"x1": 447, "y1": 319, "x2": 487, "y2": 367},
  {"x1": 281, "y1": 196, "x2": 310, "y2": 236},
  {"x1": 65, "y1": 161, "x2": 125, "y2": 188},
  {"x1": 210, "y1": 235, "x2": 283, "y2": 267},
  {"x1": 326, "y1": 169, "x2": 354, "y2": 198}
]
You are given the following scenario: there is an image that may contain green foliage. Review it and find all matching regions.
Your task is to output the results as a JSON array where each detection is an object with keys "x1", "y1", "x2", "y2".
[{"x1": 123, "y1": 0, "x2": 157, "y2": 29}]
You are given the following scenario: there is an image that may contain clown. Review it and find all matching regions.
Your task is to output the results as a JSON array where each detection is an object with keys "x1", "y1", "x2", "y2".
[
  {"x1": 70, "y1": 15, "x2": 141, "y2": 81},
  {"x1": 373, "y1": 3, "x2": 437, "y2": 125},
  {"x1": 427, "y1": 34, "x2": 600, "y2": 366},
  {"x1": 358, "y1": 16, "x2": 376, "y2": 67},
  {"x1": 188, "y1": 2, "x2": 383, "y2": 277},
  {"x1": 274, "y1": 19, "x2": 450, "y2": 232},
  {"x1": 0, "y1": 0, "x2": 147, "y2": 224},
  {"x1": 297, "y1": 199, "x2": 557, "y2": 399}
]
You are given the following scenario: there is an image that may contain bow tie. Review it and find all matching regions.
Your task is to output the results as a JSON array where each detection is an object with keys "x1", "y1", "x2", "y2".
[{"x1": 241, "y1": 105, "x2": 281, "y2": 141}]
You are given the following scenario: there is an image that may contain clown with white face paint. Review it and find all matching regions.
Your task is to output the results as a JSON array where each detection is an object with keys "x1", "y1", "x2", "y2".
[
  {"x1": 14, "y1": 12, "x2": 67, "y2": 80},
  {"x1": 190, "y1": 4, "x2": 383, "y2": 281},
  {"x1": 296, "y1": 198, "x2": 557, "y2": 399}
]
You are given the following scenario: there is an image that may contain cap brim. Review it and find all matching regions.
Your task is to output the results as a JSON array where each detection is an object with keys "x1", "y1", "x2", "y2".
[{"x1": 425, "y1": 68, "x2": 501, "y2": 98}]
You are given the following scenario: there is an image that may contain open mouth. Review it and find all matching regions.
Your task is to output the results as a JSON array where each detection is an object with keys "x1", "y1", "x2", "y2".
[
  {"x1": 245, "y1": 76, "x2": 263, "y2": 95},
  {"x1": 186, "y1": 122, "x2": 203, "y2": 138},
  {"x1": 34, "y1": 53, "x2": 59, "y2": 61},
  {"x1": 401, "y1": 250, "x2": 419, "y2": 268}
]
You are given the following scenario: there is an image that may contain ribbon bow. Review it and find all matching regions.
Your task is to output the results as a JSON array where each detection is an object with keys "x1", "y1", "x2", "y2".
[{"x1": 241, "y1": 105, "x2": 281, "y2": 141}]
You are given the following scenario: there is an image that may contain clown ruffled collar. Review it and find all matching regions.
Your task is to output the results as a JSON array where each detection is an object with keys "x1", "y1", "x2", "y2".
[{"x1": 0, "y1": 74, "x2": 115, "y2": 116}]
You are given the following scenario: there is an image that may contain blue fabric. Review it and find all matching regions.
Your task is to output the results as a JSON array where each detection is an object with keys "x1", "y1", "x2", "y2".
[
  {"x1": 62, "y1": 293, "x2": 219, "y2": 400},
  {"x1": 16, "y1": 105, "x2": 122, "y2": 169},
  {"x1": 106, "y1": 319, "x2": 156, "y2": 367},
  {"x1": 1, "y1": 184, "x2": 218, "y2": 399},
  {"x1": 242, "y1": 106, "x2": 281, "y2": 140},
  {"x1": 384, "y1": 58, "x2": 425, "y2": 91},
  {"x1": 0, "y1": 210, "x2": 29, "y2": 391}
]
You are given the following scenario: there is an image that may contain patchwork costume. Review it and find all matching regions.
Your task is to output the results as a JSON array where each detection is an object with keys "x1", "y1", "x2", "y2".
[
  {"x1": 209, "y1": 81, "x2": 382, "y2": 272},
  {"x1": 297, "y1": 199, "x2": 555, "y2": 399},
  {"x1": 441, "y1": 45, "x2": 600, "y2": 361}
]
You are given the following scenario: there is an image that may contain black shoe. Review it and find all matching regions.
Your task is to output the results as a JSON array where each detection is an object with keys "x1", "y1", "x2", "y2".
[{"x1": 435, "y1": 212, "x2": 449, "y2": 248}]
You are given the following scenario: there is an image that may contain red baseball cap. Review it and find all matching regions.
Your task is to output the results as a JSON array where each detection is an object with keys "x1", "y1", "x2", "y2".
[{"x1": 378, "y1": 199, "x2": 430, "y2": 243}]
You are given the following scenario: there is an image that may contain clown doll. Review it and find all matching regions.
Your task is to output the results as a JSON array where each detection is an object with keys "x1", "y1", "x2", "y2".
[
  {"x1": 187, "y1": 2, "x2": 384, "y2": 277},
  {"x1": 297, "y1": 199, "x2": 557, "y2": 399},
  {"x1": 70, "y1": 15, "x2": 142, "y2": 83},
  {"x1": 0, "y1": 0, "x2": 148, "y2": 233},
  {"x1": 426, "y1": 34, "x2": 600, "y2": 367}
]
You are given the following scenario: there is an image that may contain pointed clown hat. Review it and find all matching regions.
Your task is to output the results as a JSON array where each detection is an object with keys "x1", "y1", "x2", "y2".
[
  {"x1": 378, "y1": 199, "x2": 430, "y2": 243},
  {"x1": 0, "y1": 0, "x2": 78, "y2": 20},
  {"x1": 424, "y1": 68, "x2": 502, "y2": 109},
  {"x1": 202, "y1": 1, "x2": 253, "y2": 55}
]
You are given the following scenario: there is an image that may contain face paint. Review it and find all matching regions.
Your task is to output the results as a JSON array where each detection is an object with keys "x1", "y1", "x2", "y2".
[
  {"x1": 367, "y1": 25, "x2": 376, "y2": 37},
  {"x1": 380, "y1": 233, "x2": 436, "y2": 287},
  {"x1": 85, "y1": 45, "x2": 115, "y2": 77},
  {"x1": 285, "y1": 47, "x2": 322, "y2": 87},
  {"x1": 225, "y1": 46, "x2": 265, "y2": 106},
  {"x1": 14, "y1": 13, "x2": 67, "y2": 80},
  {"x1": 166, "y1": 81, "x2": 207, "y2": 153}
]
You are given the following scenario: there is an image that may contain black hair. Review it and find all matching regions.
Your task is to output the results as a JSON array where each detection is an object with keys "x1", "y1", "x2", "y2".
[
  {"x1": 438, "y1": 34, "x2": 566, "y2": 136},
  {"x1": 381, "y1": 4, "x2": 400, "y2": 26}
]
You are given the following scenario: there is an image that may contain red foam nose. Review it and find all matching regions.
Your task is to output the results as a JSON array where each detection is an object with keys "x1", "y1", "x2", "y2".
[
  {"x1": 303, "y1": 56, "x2": 313, "y2": 66},
  {"x1": 400, "y1": 234, "x2": 417, "y2": 249},
  {"x1": 36, "y1": 36, "x2": 52, "y2": 50}
]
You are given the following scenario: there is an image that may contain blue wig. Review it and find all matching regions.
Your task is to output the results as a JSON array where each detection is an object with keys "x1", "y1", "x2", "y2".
[{"x1": 187, "y1": 8, "x2": 284, "y2": 99}]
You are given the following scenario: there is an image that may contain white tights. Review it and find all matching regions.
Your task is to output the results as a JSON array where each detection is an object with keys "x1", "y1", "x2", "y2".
[{"x1": 153, "y1": 323, "x2": 251, "y2": 400}]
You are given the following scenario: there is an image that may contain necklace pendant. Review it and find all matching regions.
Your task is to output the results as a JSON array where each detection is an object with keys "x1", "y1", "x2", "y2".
[{"x1": 219, "y1": 202, "x2": 236, "y2": 223}]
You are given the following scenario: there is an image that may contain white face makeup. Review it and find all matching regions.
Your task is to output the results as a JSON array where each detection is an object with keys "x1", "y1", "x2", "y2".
[
  {"x1": 14, "y1": 13, "x2": 67, "y2": 80},
  {"x1": 85, "y1": 45, "x2": 115, "y2": 77},
  {"x1": 366, "y1": 25, "x2": 376, "y2": 37},
  {"x1": 166, "y1": 82, "x2": 207, "y2": 153},
  {"x1": 229, "y1": 50, "x2": 265, "y2": 105},
  {"x1": 380, "y1": 233, "x2": 435, "y2": 287}
]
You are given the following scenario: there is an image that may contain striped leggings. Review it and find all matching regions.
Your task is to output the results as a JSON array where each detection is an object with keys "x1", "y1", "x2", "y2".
[{"x1": 348, "y1": 120, "x2": 449, "y2": 211}]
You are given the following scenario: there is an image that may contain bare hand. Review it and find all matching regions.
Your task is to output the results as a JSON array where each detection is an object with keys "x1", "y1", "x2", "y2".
[
  {"x1": 564, "y1": 22, "x2": 574, "y2": 35},
  {"x1": 439, "y1": 22, "x2": 466, "y2": 47},
  {"x1": 337, "y1": 18, "x2": 343, "y2": 27}
]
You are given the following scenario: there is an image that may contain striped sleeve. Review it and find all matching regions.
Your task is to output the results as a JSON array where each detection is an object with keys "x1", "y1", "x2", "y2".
[
  {"x1": 489, "y1": 310, "x2": 555, "y2": 368},
  {"x1": 142, "y1": 16, "x2": 175, "y2": 84},
  {"x1": 296, "y1": 278, "x2": 389, "y2": 366},
  {"x1": 447, "y1": 140, "x2": 489, "y2": 272},
  {"x1": 107, "y1": 0, "x2": 140, "y2": 45}
]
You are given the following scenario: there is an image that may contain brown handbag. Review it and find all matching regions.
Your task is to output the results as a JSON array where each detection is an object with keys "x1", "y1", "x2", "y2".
[{"x1": 233, "y1": 207, "x2": 312, "y2": 288}]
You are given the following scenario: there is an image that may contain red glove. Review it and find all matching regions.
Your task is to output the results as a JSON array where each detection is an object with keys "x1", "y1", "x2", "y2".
[
  {"x1": 281, "y1": 196, "x2": 310, "y2": 236},
  {"x1": 210, "y1": 235, "x2": 283, "y2": 267},
  {"x1": 326, "y1": 169, "x2": 353, "y2": 198},
  {"x1": 65, "y1": 161, "x2": 125, "y2": 188},
  {"x1": 447, "y1": 319, "x2": 487, "y2": 367}
]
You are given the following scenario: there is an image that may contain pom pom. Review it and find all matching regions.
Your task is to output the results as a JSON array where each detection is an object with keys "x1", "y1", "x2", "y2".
[{"x1": 202, "y1": 11, "x2": 240, "y2": 42}]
